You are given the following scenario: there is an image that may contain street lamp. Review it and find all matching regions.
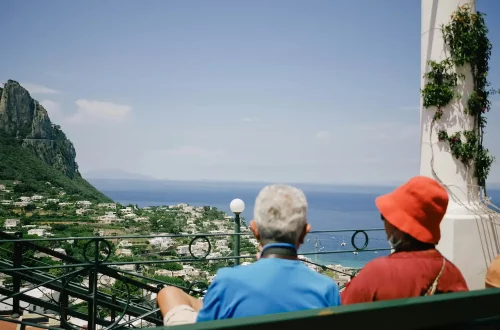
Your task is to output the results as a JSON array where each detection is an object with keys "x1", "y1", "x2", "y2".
[
  {"x1": 230, "y1": 199, "x2": 245, "y2": 214},
  {"x1": 230, "y1": 199, "x2": 245, "y2": 266}
]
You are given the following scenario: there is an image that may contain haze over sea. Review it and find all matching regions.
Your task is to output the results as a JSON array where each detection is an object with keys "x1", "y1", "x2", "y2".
[{"x1": 89, "y1": 179, "x2": 500, "y2": 269}]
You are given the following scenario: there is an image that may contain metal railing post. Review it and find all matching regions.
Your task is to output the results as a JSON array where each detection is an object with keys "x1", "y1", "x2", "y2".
[
  {"x1": 111, "y1": 294, "x2": 117, "y2": 322},
  {"x1": 60, "y1": 272, "x2": 70, "y2": 329},
  {"x1": 234, "y1": 214, "x2": 241, "y2": 266},
  {"x1": 157, "y1": 284, "x2": 164, "y2": 321},
  {"x1": 12, "y1": 231, "x2": 23, "y2": 317},
  {"x1": 88, "y1": 239, "x2": 100, "y2": 330}
]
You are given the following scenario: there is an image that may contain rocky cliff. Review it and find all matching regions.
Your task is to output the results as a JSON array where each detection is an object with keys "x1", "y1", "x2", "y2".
[
  {"x1": 0, "y1": 80, "x2": 79, "y2": 178},
  {"x1": 0, "y1": 80, "x2": 111, "y2": 202}
]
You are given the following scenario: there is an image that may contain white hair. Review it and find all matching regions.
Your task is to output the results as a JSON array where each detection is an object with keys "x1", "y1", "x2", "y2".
[{"x1": 253, "y1": 184, "x2": 308, "y2": 245}]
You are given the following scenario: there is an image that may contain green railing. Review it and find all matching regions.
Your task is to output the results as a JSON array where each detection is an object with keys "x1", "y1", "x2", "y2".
[{"x1": 0, "y1": 225, "x2": 389, "y2": 329}]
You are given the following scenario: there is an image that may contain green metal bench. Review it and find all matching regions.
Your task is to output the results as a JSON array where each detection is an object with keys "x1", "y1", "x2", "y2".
[{"x1": 145, "y1": 288, "x2": 500, "y2": 330}]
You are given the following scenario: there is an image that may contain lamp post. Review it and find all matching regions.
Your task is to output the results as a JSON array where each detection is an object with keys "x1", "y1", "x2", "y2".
[{"x1": 230, "y1": 198, "x2": 245, "y2": 266}]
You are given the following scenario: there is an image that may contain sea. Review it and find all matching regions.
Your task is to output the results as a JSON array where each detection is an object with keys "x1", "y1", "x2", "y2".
[{"x1": 92, "y1": 180, "x2": 500, "y2": 269}]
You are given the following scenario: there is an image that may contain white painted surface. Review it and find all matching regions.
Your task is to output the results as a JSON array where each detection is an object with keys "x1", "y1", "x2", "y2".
[
  {"x1": 420, "y1": 0, "x2": 477, "y2": 202},
  {"x1": 420, "y1": 0, "x2": 499, "y2": 290}
]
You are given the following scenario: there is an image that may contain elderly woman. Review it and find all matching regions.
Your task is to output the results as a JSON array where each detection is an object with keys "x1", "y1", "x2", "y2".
[
  {"x1": 341, "y1": 176, "x2": 468, "y2": 304},
  {"x1": 158, "y1": 184, "x2": 341, "y2": 326}
]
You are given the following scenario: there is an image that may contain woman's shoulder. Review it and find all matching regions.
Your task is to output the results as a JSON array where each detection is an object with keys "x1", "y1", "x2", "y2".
[{"x1": 360, "y1": 251, "x2": 433, "y2": 273}]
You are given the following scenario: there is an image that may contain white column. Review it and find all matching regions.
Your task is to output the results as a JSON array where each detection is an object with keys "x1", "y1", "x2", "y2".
[{"x1": 420, "y1": 0, "x2": 499, "y2": 290}]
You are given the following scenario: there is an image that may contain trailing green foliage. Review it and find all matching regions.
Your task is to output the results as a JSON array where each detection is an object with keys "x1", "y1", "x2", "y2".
[
  {"x1": 421, "y1": 4, "x2": 497, "y2": 187},
  {"x1": 422, "y1": 59, "x2": 460, "y2": 119}
]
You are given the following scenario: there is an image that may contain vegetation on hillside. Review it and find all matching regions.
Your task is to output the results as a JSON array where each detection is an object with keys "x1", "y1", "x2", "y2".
[{"x1": 0, "y1": 137, "x2": 112, "y2": 202}]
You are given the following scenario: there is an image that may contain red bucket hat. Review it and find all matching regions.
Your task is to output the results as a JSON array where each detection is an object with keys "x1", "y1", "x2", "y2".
[{"x1": 375, "y1": 176, "x2": 448, "y2": 244}]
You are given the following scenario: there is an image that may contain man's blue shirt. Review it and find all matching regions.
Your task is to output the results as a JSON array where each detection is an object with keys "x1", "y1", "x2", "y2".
[{"x1": 196, "y1": 258, "x2": 341, "y2": 321}]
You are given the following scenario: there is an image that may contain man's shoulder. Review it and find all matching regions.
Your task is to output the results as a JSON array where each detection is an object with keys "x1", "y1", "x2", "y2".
[
  {"x1": 212, "y1": 265, "x2": 250, "y2": 284},
  {"x1": 214, "y1": 260, "x2": 338, "y2": 287},
  {"x1": 307, "y1": 268, "x2": 340, "y2": 289},
  {"x1": 214, "y1": 261, "x2": 266, "y2": 279},
  {"x1": 214, "y1": 259, "x2": 329, "y2": 279}
]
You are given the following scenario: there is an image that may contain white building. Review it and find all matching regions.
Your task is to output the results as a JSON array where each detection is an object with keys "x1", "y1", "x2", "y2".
[
  {"x1": 76, "y1": 200, "x2": 92, "y2": 208},
  {"x1": 31, "y1": 195, "x2": 44, "y2": 201},
  {"x1": 118, "y1": 240, "x2": 133, "y2": 248},
  {"x1": 53, "y1": 248, "x2": 66, "y2": 255},
  {"x1": 76, "y1": 208, "x2": 88, "y2": 215},
  {"x1": 183, "y1": 265, "x2": 199, "y2": 277},
  {"x1": 98, "y1": 212, "x2": 120, "y2": 224},
  {"x1": 176, "y1": 245, "x2": 190, "y2": 256},
  {"x1": 28, "y1": 229, "x2": 46, "y2": 236},
  {"x1": 149, "y1": 237, "x2": 173, "y2": 249},
  {"x1": 189, "y1": 241, "x2": 209, "y2": 256},
  {"x1": 98, "y1": 203, "x2": 116, "y2": 209},
  {"x1": 120, "y1": 207, "x2": 134, "y2": 214},
  {"x1": 98, "y1": 275, "x2": 116, "y2": 287},
  {"x1": 155, "y1": 269, "x2": 174, "y2": 277},
  {"x1": 172, "y1": 270, "x2": 186, "y2": 278},
  {"x1": 116, "y1": 249, "x2": 133, "y2": 257},
  {"x1": 4, "y1": 218, "x2": 20, "y2": 229},
  {"x1": 215, "y1": 240, "x2": 228, "y2": 248}
]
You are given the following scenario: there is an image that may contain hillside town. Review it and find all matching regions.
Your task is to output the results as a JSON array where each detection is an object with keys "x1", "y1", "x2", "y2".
[
  {"x1": 0, "y1": 179, "x2": 355, "y2": 328},
  {"x1": 0, "y1": 180, "x2": 353, "y2": 282}
]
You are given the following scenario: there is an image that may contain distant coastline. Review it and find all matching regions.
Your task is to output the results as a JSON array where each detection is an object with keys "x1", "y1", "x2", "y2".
[
  {"x1": 84, "y1": 170, "x2": 500, "y2": 191},
  {"x1": 87, "y1": 177, "x2": 400, "y2": 195}
]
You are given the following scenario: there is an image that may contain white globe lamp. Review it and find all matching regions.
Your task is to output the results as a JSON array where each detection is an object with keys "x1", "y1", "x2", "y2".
[{"x1": 230, "y1": 198, "x2": 245, "y2": 214}]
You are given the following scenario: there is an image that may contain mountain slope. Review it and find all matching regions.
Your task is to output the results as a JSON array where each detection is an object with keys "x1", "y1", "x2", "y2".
[{"x1": 0, "y1": 80, "x2": 111, "y2": 202}]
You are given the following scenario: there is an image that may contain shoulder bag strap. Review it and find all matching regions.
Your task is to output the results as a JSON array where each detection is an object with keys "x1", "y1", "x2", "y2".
[{"x1": 425, "y1": 258, "x2": 446, "y2": 296}]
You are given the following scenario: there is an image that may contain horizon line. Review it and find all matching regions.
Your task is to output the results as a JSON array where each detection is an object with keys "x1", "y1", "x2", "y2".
[
  {"x1": 84, "y1": 177, "x2": 500, "y2": 187},
  {"x1": 83, "y1": 175, "x2": 500, "y2": 188}
]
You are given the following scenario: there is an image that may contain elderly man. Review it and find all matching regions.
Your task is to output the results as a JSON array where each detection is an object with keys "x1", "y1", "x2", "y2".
[{"x1": 157, "y1": 184, "x2": 341, "y2": 326}]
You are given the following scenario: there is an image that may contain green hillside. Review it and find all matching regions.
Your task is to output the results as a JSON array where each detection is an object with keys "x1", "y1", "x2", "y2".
[
  {"x1": 0, "y1": 80, "x2": 112, "y2": 202},
  {"x1": 0, "y1": 137, "x2": 112, "y2": 202}
]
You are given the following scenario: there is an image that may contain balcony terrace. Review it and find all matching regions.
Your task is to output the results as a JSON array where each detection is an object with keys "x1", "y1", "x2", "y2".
[
  {"x1": 0, "y1": 224, "x2": 391, "y2": 330},
  {"x1": 0, "y1": 224, "x2": 497, "y2": 330}
]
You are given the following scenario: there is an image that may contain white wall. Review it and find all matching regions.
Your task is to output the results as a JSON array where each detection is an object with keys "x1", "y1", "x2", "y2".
[{"x1": 420, "y1": 0, "x2": 500, "y2": 290}]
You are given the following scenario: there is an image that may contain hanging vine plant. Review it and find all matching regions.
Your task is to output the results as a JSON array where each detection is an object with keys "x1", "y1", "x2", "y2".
[
  {"x1": 421, "y1": 3, "x2": 496, "y2": 188},
  {"x1": 421, "y1": 59, "x2": 460, "y2": 120}
]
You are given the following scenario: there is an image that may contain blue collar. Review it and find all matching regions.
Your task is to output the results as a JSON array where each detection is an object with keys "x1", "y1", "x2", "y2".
[{"x1": 260, "y1": 243, "x2": 298, "y2": 258}]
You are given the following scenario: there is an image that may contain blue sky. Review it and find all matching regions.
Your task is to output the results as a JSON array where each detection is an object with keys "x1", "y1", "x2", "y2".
[{"x1": 1, "y1": 0, "x2": 500, "y2": 184}]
